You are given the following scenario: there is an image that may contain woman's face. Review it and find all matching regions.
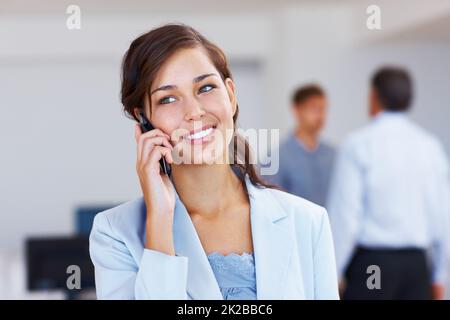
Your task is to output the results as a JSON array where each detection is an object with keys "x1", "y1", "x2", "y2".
[{"x1": 145, "y1": 47, "x2": 237, "y2": 165}]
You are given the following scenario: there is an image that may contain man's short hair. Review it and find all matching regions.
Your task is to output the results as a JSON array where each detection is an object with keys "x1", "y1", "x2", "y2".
[
  {"x1": 291, "y1": 84, "x2": 325, "y2": 106},
  {"x1": 371, "y1": 66, "x2": 413, "y2": 111}
]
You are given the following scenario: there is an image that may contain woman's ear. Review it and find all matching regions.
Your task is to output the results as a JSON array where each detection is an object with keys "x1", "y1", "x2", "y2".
[
  {"x1": 133, "y1": 96, "x2": 151, "y2": 120},
  {"x1": 133, "y1": 107, "x2": 140, "y2": 119},
  {"x1": 225, "y1": 78, "x2": 237, "y2": 116}
]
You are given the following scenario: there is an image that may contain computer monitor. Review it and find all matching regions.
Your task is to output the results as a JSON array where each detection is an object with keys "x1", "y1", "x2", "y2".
[
  {"x1": 75, "y1": 205, "x2": 115, "y2": 235},
  {"x1": 25, "y1": 236, "x2": 94, "y2": 292}
]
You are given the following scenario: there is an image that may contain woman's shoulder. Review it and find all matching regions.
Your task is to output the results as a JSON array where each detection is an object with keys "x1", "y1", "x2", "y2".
[
  {"x1": 266, "y1": 186, "x2": 326, "y2": 214},
  {"x1": 257, "y1": 186, "x2": 335, "y2": 275},
  {"x1": 263, "y1": 186, "x2": 329, "y2": 232},
  {"x1": 91, "y1": 196, "x2": 146, "y2": 242}
]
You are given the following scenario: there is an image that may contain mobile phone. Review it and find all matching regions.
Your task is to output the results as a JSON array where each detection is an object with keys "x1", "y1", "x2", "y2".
[{"x1": 138, "y1": 111, "x2": 172, "y2": 176}]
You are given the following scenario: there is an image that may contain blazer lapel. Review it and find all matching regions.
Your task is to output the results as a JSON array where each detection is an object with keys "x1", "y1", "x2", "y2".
[
  {"x1": 172, "y1": 190, "x2": 223, "y2": 300},
  {"x1": 170, "y1": 174, "x2": 299, "y2": 300},
  {"x1": 245, "y1": 177, "x2": 299, "y2": 299}
]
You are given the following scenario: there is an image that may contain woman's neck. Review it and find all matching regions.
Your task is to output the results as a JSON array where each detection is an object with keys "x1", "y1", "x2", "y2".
[{"x1": 171, "y1": 164, "x2": 247, "y2": 219}]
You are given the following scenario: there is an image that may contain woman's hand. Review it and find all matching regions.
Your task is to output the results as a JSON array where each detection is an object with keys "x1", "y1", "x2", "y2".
[{"x1": 134, "y1": 124, "x2": 176, "y2": 255}]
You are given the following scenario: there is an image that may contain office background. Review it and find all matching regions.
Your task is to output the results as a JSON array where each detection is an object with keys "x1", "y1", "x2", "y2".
[{"x1": 1, "y1": 0, "x2": 449, "y2": 298}]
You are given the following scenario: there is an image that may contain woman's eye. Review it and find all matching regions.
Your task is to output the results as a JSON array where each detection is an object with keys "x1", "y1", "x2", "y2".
[
  {"x1": 199, "y1": 84, "x2": 216, "y2": 93},
  {"x1": 159, "y1": 96, "x2": 176, "y2": 105}
]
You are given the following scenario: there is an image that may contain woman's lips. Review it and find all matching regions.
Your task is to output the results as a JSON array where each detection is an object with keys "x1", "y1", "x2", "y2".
[
  {"x1": 184, "y1": 125, "x2": 216, "y2": 145},
  {"x1": 186, "y1": 124, "x2": 215, "y2": 136}
]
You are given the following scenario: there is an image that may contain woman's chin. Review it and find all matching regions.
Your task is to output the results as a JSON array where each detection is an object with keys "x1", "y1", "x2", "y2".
[
  {"x1": 189, "y1": 155, "x2": 224, "y2": 165},
  {"x1": 180, "y1": 148, "x2": 225, "y2": 165},
  {"x1": 177, "y1": 141, "x2": 226, "y2": 165}
]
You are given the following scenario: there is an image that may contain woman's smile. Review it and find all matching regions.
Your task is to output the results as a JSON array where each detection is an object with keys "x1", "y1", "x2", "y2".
[{"x1": 183, "y1": 124, "x2": 217, "y2": 145}]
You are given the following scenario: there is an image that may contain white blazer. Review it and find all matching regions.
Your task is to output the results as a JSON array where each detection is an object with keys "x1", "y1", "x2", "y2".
[{"x1": 89, "y1": 175, "x2": 339, "y2": 300}]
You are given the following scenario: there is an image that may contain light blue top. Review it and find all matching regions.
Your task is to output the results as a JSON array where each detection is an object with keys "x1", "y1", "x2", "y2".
[
  {"x1": 327, "y1": 111, "x2": 450, "y2": 284},
  {"x1": 207, "y1": 252, "x2": 257, "y2": 300}
]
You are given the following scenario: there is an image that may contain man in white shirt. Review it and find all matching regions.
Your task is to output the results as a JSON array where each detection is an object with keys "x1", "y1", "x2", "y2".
[{"x1": 327, "y1": 66, "x2": 449, "y2": 299}]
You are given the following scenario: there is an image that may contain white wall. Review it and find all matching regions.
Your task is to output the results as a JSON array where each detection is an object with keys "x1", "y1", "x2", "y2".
[{"x1": 1, "y1": 1, "x2": 450, "y2": 256}]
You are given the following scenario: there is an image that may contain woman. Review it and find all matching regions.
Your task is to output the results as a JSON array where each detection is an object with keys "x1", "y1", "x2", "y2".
[{"x1": 89, "y1": 23, "x2": 339, "y2": 300}]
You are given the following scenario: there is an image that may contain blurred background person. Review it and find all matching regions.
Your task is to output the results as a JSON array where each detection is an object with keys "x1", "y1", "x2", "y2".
[
  {"x1": 266, "y1": 84, "x2": 336, "y2": 206},
  {"x1": 327, "y1": 66, "x2": 450, "y2": 300}
]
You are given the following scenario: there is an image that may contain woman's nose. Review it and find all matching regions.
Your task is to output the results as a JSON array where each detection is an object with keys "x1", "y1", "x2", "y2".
[{"x1": 184, "y1": 98, "x2": 206, "y2": 121}]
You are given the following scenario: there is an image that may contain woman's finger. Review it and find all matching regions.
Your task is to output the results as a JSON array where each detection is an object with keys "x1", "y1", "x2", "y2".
[
  {"x1": 140, "y1": 136, "x2": 173, "y2": 165},
  {"x1": 139, "y1": 128, "x2": 170, "y2": 141},
  {"x1": 134, "y1": 123, "x2": 141, "y2": 142},
  {"x1": 142, "y1": 146, "x2": 173, "y2": 174},
  {"x1": 136, "y1": 127, "x2": 171, "y2": 162}
]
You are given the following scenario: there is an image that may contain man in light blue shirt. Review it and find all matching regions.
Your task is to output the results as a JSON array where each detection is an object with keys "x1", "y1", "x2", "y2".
[
  {"x1": 266, "y1": 84, "x2": 336, "y2": 207},
  {"x1": 327, "y1": 66, "x2": 449, "y2": 299}
]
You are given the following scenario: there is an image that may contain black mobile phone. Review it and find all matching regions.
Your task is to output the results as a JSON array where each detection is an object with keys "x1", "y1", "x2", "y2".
[{"x1": 138, "y1": 111, "x2": 171, "y2": 176}]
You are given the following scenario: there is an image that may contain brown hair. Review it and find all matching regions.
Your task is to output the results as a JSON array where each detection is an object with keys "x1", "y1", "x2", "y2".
[
  {"x1": 292, "y1": 84, "x2": 325, "y2": 106},
  {"x1": 120, "y1": 23, "x2": 276, "y2": 191},
  {"x1": 371, "y1": 66, "x2": 412, "y2": 111}
]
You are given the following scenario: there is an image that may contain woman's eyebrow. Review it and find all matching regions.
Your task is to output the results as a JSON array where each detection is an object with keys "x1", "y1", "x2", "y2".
[
  {"x1": 150, "y1": 73, "x2": 219, "y2": 95},
  {"x1": 151, "y1": 84, "x2": 175, "y2": 96},
  {"x1": 193, "y1": 73, "x2": 218, "y2": 83}
]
